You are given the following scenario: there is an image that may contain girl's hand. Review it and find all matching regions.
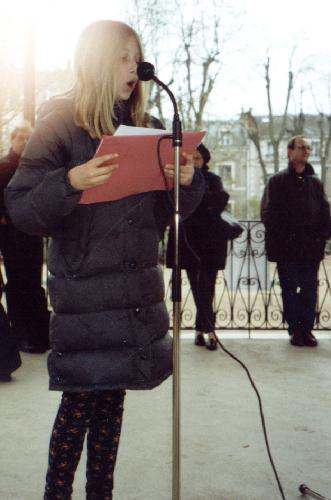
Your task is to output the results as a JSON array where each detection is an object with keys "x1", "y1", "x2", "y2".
[
  {"x1": 163, "y1": 153, "x2": 194, "y2": 186},
  {"x1": 67, "y1": 154, "x2": 119, "y2": 191}
]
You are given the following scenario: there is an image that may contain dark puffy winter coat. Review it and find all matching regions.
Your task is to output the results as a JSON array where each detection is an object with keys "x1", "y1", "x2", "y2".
[
  {"x1": 166, "y1": 167, "x2": 229, "y2": 270},
  {"x1": 5, "y1": 98, "x2": 204, "y2": 392},
  {"x1": 261, "y1": 162, "x2": 331, "y2": 263}
]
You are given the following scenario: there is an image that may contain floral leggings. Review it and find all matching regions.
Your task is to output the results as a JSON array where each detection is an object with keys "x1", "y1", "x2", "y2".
[{"x1": 44, "y1": 389, "x2": 126, "y2": 500}]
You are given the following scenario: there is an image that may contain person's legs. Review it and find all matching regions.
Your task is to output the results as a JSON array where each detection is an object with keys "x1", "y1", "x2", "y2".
[
  {"x1": 186, "y1": 268, "x2": 205, "y2": 345},
  {"x1": 299, "y1": 261, "x2": 319, "y2": 346},
  {"x1": 186, "y1": 268, "x2": 202, "y2": 330},
  {"x1": 199, "y1": 269, "x2": 218, "y2": 350},
  {"x1": 44, "y1": 392, "x2": 96, "y2": 500},
  {"x1": 86, "y1": 390, "x2": 126, "y2": 500},
  {"x1": 1, "y1": 226, "x2": 49, "y2": 349},
  {"x1": 187, "y1": 268, "x2": 218, "y2": 350},
  {"x1": 277, "y1": 261, "x2": 303, "y2": 344}
]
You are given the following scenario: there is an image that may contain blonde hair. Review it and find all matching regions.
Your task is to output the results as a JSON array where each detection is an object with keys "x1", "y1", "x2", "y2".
[{"x1": 70, "y1": 20, "x2": 147, "y2": 138}]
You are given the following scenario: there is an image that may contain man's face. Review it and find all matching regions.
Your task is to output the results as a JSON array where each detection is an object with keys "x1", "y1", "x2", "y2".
[
  {"x1": 11, "y1": 130, "x2": 31, "y2": 156},
  {"x1": 288, "y1": 137, "x2": 311, "y2": 164}
]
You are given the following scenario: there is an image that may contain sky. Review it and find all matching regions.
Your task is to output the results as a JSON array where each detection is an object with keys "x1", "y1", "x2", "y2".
[{"x1": 2, "y1": 0, "x2": 331, "y2": 119}]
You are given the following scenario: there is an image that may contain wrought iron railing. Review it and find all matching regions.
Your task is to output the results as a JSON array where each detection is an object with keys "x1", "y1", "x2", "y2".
[
  {"x1": 163, "y1": 221, "x2": 331, "y2": 331},
  {"x1": 2, "y1": 221, "x2": 330, "y2": 332}
]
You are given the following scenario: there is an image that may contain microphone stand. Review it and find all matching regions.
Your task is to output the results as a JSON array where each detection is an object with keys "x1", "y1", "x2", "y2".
[
  {"x1": 151, "y1": 73, "x2": 182, "y2": 500},
  {"x1": 299, "y1": 484, "x2": 331, "y2": 500}
]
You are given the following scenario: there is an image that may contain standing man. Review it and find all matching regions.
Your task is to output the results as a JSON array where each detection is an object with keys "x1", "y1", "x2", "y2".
[
  {"x1": 261, "y1": 135, "x2": 331, "y2": 347},
  {"x1": 0, "y1": 124, "x2": 50, "y2": 353}
]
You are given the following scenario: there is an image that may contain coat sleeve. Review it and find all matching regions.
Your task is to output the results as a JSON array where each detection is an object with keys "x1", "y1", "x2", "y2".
[
  {"x1": 261, "y1": 176, "x2": 279, "y2": 232},
  {"x1": 317, "y1": 179, "x2": 331, "y2": 240},
  {"x1": 199, "y1": 174, "x2": 229, "y2": 214},
  {"x1": 4, "y1": 111, "x2": 82, "y2": 237}
]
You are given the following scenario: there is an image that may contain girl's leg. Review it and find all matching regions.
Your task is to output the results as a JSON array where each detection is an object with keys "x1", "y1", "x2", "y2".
[
  {"x1": 44, "y1": 391, "x2": 96, "y2": 500},
  {"x1": 86, "y1": 390, "x2": 126, "y2": 500}
]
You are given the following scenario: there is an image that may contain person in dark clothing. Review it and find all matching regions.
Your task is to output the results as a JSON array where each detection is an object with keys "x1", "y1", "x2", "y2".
[
  {"x1": 261, "y1": 135, "x2": 331, "y2": 347},
  {"x1": 166, "y1": 143, "x2": 229, "y2": 350},
  {"x1": 0, "y1": 270, "x2": 21, "y2": 381},
  {"x1": 0, "y1": 124, "x2": 50, "y2": 354},
  {"x1": 5, "y1": 20, "x2": 204, "y2": 500}
]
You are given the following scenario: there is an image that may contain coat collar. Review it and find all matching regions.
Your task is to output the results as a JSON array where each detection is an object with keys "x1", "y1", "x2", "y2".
[{"x1": 288, "y1": 161, "x2": 315, "y2": 176}]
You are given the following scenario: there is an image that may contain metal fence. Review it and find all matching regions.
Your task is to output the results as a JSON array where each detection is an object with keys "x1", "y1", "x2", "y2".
[
  {"x1": 163, "y1": 221, "x2": 331, "y2": 332},
  {"x1": 2, "y1": 220, "x2": 331, "y2": 332}
]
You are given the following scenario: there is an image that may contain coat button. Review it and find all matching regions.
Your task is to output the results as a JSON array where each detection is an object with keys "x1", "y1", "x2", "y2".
[
  {"x1": 139, "y1": 347, "x2": 148, "y2": 360},
  {"x1": 127, "y1": 218, "x2": 134, "y2": 225},
  {"x1": 135, "y1": 307, "x2": 141, "y2": 315},
  {"x1": 56, "y1": 352, "x2": 63, "y2": 358},
  {"x1": 55, "y1": 376, "x2": 62, "y2": 383},
  {"x1": 128, "y1": 259, "x2": 137, "y2": 270}
]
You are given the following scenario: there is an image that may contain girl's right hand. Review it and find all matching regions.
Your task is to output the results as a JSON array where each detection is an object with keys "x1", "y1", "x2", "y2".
[{"x1": 67, "y1": 154, "x2": 119, "y2": 191}]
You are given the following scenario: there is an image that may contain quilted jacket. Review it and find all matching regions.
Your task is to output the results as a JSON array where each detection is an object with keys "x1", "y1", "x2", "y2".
[{"x1": 5, "y1": 98, "x2": 204, "y2": 392}]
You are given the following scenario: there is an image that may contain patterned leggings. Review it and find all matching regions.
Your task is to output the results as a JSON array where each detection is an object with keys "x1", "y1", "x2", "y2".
[{"x1": 44, "y1": 390, "x2": 126, "y2": 500}]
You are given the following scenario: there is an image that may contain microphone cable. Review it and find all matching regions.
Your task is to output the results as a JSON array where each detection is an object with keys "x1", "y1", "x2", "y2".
[
  {"x1": 156, "y1": 137, "x2": 287, "y2": 499},
  {"x1": 156, "y1": 134, "x2": 202, "y2": 267},
  {"x1": 214, "y1": 331, "x2": 287, "y2": 500}
]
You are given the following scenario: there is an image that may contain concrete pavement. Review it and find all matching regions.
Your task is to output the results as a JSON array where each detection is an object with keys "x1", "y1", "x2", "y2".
[{"x1": 0, "y1": 334, "x2": 331, "y2": 500}]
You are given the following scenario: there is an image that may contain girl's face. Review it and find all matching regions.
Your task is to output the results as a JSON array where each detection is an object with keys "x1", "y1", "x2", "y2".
[{"x1": 115, "y1": 36, "x2": 141, "y2": 101}]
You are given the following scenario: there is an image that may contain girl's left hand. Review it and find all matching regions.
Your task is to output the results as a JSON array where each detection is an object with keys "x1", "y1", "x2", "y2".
[{"x1": 163, "y1": 153, "x2": 194, "y2": 186}]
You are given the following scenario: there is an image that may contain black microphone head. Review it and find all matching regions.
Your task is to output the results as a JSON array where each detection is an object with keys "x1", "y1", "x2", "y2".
[{"x1": 137, "y1": 62, "x2": 155, "y2": 81}]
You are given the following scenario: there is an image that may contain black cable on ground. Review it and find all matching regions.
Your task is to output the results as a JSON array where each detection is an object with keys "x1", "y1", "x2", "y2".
[{"x1": 214, "y1": 332, "x2": 286, "y2": 500}]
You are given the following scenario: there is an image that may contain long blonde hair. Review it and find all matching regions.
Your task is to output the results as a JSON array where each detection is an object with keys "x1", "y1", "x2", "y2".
[{"x1": 70, "y1": 20, "x2": 147, "y2": 138}]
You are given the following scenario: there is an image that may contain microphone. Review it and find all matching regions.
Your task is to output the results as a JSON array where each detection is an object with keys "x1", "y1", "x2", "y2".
[
  {"x1": 137, "y1": 61, "x2": 180, "y2": 130},
  {"x1": 137, "y1": 62, "x2": 156, "y2": 82}
]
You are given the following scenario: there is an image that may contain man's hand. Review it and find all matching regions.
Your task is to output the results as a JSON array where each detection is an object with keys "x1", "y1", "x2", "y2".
[
  {"x1": 163, "y1": 153, "x2": 194, "y2": 186},
  {"x1": 68, "y1": 154, "x2": 119, "y2": 191}
]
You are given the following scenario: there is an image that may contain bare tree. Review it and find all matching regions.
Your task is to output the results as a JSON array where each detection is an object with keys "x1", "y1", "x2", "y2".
[
  {"x1": 175, "y1": 1, "x2": 223, "y2": 130},
  {"x1": 316, "y1": 112, "x2": 331, "y2": 185},
  {"x1": 126, "y1": 0, "x2": 177, "y2": 124},
  {"x1": 127, "y1": 0, "x2": 238, "y2": 130},
  {"x1": 309, "y1": 73, "x2": 331, "y2": 185},
  {"x1": 240, "y1": 55, "x2": 294, "y2": 183}
]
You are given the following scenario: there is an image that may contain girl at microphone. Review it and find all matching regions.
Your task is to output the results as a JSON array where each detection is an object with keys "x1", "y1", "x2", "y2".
[{"x1": 5, "y1": 20, "x2": 204, "y2": 500}]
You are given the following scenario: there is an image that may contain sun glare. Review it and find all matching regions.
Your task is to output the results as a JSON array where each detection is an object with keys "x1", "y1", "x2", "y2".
[{"x1": 1, "y1": 1, "x2": 126, "y2": 70}]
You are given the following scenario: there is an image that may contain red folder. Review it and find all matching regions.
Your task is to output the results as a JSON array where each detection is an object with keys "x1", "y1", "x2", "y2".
[{"x1": 79, "y1": 130, "x2": 205, "y2": 204}]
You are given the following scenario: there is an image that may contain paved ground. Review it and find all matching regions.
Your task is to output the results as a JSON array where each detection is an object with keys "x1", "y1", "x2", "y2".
[{"x1": 1, "y1": 333, "x2": 331, "y2": 500}]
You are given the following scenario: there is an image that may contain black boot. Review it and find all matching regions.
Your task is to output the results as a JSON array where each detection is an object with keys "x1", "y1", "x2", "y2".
[{"x1": 290, "y1": 329, "x2": 305, "y2": 347}]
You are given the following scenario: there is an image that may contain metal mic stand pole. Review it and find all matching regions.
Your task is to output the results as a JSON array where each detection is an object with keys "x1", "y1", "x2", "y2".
[
  {"x1": 171, "y1": 112, "x2": 182, "y2": 500},
  {"x1": 150, "y1": 71, "x2": 182, "y2": 500}
]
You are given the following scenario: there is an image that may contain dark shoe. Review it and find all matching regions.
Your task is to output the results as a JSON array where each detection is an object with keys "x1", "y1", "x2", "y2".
[
  {"x1": 303, "y1": 331, "x2": 318, "y2": 347},
  {"x1": 0, "y1": 373, "x2": 12, "y2": 382},
  {"x1": 290, "y1": 330, "x2": 305, "y2": 347},
  {"x1": 194, "y1": 333, "x2": 206, "y2": 346},
  {"x1": 206, "y1": 337, "x2": 218, "y2": 351}
]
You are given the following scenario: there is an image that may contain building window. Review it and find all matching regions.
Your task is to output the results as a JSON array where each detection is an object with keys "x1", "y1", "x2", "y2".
[
  {"x1": 220, "y1": 164, "x2": 234, "y2": 185},
  {"x1": 266, "y1": 141, "x2": 273, "y2": 158},
  {"x1": 311, "y1": 140, "x2": 319, "y2": 158},
  {"x1": 220, "y1": 132, "x2": 232, "y2": 146}
]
